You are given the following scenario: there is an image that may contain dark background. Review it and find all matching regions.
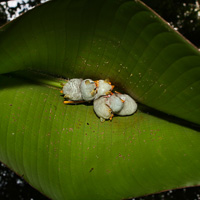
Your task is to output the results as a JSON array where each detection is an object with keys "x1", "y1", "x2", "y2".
[{"x1": 0, "y1": 0, "x2": 200, "y2": 199}]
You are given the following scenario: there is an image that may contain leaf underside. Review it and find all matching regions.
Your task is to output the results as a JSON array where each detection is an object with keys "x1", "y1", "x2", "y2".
[{"x1": 0, "y1": 0, "x2": 200, "y2": 199}]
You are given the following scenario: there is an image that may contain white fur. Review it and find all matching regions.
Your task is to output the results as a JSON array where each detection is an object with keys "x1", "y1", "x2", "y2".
[
  {"x1": 80, "y1": 79, "x2": 97, "y2": 101},
  {"x1": 115, "y1": 94, "x2": 137, "y2": 115},
  {"x1": 63, "y1": 78, "x2": 83, "y2": 100},
  {"x1": 93, "y1": 96, "x2": 112, "y2": 121},
  {"x1": 95, "y1": 80, "x2": 113, "y2": 99},
  {"x1": 106, "y1": 94, "x2": 124, "y2": 113}
]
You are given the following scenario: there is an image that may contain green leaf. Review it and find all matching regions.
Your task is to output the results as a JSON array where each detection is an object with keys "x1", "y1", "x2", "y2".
[
  {"x1": 0, "y1": 74, "x2": 200, "y2": 200},
  {"x1": 0, "y1": 0, "x2": 200, "y2": 124},
  {"x1": 0, "y1": 0, "x2": 200, "y2": 199}
]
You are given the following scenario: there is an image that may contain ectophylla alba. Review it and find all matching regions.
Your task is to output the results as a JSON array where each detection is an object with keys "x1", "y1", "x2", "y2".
[
  {"x1": 93, "y1": 96, "x2": 114, "y2": 123},
  {"x1": 61, "y1": 78, "x2": 114, "y2": 103},
  {"x1": 61, "y1": 78, "x2": 137, "y2": 122},
  {"x1": 115, "y1": 93, "x2": 137, "y2": 116},
  {"x1": 105, "y1": 93, "x2": 124, "y2": 113},
  {"x1": 94, "y1": 79, "x2": 114, "y2": 99},
  {"x1": 60, "y1": 78, "x2": 84, "y2": 104},
  {"x1": 80, "y1": 79, "x2": 97, "y2": 101},
  {"x1": 93, "y1": 93, "x2": 137, "y2": 122}
]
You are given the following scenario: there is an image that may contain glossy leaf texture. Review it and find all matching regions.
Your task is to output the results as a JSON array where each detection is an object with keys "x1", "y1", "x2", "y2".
[
  {"x1": 0, "y1": 74, "x2": 200, "y2": 200},
  {"x1": 0, "y1": 0, "x2": 200, "y2": 124},
  {"x1": 0, "y1": 0, "x2": 200, "y2": 199}
]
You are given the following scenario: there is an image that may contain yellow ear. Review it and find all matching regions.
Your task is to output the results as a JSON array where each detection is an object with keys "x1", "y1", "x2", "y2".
[
  {"x1": 104, "y1": 78, "x2": 110, "y2": 84},
  {"x1": 64, "y1": 94, "x2": 70, "y2": 99},
  {"x1": 94, "y1": 80, "x2": 99, "y2": 87},
  {"x1": 85, "y1": 80, "x2": 90, "y2": 85},
  {"x1": 106, "y1": 91, "x2": 112, "y2": 95},
  {"x1": 90, "y1": 89, "x2": 96, "y2": 96}
]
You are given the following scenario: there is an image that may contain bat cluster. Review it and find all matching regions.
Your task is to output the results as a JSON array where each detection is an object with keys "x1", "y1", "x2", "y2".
[{"x1": 61, "y1": 78, "x2": 137, "y2": 122}]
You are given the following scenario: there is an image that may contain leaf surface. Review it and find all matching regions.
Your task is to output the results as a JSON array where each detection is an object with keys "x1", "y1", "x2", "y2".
[
  {"x1": 0, "y1": 0, "x2": 200, "y2": 199},
  {"x1": 0, "y1": 0, "x2": 200, "y2": 124},
  {"x1": 0, "y1": 75, "x2": 200, "y2": 200}
]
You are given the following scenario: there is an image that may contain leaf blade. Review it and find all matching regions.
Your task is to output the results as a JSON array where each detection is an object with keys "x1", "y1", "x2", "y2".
[
  {"x1": 0, "y1": 75, "x2": 200, "y2": 199},
  {"x1": 0, "y1": 0, "x2": 199, "y2": 124}
]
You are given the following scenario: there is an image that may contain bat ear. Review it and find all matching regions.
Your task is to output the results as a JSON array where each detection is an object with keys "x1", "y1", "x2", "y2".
[
  {"x1": 85, "y1": 80, "x2": 90, "y2": 85},
  {"x1": 94, "y1": 80, "x2": 99, "y2": 87},
  {"x1": 104, "y1": 78, "x2": 110, "y2": 84}
]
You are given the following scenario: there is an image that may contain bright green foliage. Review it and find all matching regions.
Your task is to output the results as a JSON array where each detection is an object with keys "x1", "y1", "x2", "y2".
[
  {"x1": 0, "y1": 0, "x2": 200, "y2": 124},
  {"x1": 0, "y1": 0, "x2": 200, "y2": 199}
]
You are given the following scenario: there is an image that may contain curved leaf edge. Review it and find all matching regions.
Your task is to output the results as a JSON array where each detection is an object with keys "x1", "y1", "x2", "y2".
[{"x1": 1, "y1": 158, "x2": 200, "y2": 200}]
